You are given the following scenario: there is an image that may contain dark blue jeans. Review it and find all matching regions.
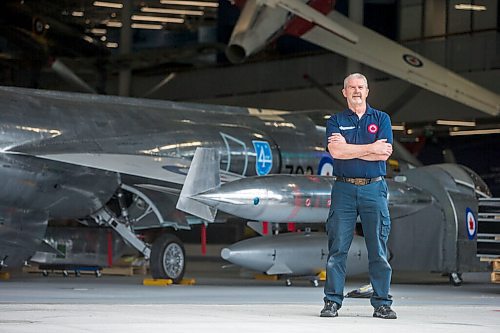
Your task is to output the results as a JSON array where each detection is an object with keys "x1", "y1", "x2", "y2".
[{"x1": 324, "y1": 179, "x2": 393, "y2": 308}]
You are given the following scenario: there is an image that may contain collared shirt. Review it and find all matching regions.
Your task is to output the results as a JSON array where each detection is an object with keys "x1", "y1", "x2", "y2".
[{"x1": 325, "y1": 104, "x2": 393, "y2": 178}]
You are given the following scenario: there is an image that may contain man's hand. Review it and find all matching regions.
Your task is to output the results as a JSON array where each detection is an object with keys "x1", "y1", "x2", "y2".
[
  {"x1": 328, "y1": 133, "x2": 346, "y2": 144},
  {"x1": 371, "y1": 139, "x2": 393, "y2": 156},
  {"x1": 327, "y1": 134, "x2": 392, "y2": 161}
]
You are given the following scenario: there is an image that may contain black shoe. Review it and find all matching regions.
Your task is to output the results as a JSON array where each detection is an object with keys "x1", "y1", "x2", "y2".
[
  {"x1": 320, "y1": 300, "x2": 339, "y2": 317},
  {"x1": 373, "y1": 305, "x2": 397, "y2": 319}
]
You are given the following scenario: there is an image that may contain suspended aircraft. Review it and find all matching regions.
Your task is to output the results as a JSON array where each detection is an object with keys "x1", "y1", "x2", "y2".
[{"x1": 226, "y1": 0, "x2": 500, "y2": 117}]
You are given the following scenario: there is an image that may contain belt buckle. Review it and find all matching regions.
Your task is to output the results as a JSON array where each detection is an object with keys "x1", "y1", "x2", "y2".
[{"x1": 354, "y1": 178, "x2": 365, "y2": 186}]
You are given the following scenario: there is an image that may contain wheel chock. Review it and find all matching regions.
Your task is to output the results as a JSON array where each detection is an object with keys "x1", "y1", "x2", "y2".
[
  {"x1": 143, "y1": 278, "x2": 173, "y2": 286},
  {"x1": 180, "y1": 278, "x2": 196, "y2": 285},
  {"x1": 254, "y1": 274, "x2": 278, "y2": 281}
]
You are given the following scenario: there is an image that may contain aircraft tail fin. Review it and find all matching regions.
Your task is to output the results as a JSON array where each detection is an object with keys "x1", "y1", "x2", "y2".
[{"x1": 176, "y1": 148, "x2": 220, "y2": 222}]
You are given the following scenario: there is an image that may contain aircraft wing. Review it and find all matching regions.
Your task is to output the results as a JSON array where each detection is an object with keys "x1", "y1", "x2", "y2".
[
  {"x1": 228, "y1": 0, "x2": 500, "y2": 116},
  {"x1": 34, "y1": 153, "x2": 190, "y2": 185},
  {"x1": 297, "y1": 9, "x2": 500, "y2": 116},
  {"x1": 31, "y1": 152, "x2": 243, "y2": 187}
]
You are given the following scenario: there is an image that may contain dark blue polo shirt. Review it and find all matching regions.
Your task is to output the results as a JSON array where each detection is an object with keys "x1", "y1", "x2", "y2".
[{"x1": 325, "y1": 104, "x2": 393, "y2": 178}]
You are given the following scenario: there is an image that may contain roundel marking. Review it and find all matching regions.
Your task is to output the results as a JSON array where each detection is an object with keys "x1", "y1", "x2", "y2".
[
  {"x1": 465, "y1": 208, "x2": 476, "y2": 240},
  {"x1": 403, "y1": 54, "x2": 423, "y2": 67},
  {"x1": 318, "y1": 155, "x2": 334, "y2": 176},
  {"x1": 368, "y1": 123, "x2": 378, "y2": 134}
]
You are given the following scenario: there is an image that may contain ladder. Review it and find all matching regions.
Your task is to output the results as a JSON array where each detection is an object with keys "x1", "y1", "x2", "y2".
[{"x1": 477, "y1": 198, "x2": 500, "y2": 259}]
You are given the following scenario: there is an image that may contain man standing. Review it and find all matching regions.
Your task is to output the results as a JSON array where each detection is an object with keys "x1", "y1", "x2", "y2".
[{"x1": 321, "y1": 73, "x2": 396, "y2": 319}]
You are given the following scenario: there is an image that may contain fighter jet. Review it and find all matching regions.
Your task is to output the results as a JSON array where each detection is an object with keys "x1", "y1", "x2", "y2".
[
  {"x1": 226, "y1": 0, "x2": 500, "y2": 116},
  {"x1": 0, "y1": 85, "x2": 359, "y2": 282}
]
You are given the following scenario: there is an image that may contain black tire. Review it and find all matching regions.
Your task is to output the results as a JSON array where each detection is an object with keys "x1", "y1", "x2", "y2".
[{"x1": 150, "y1": 233, "x2": 185, "y2": 283}]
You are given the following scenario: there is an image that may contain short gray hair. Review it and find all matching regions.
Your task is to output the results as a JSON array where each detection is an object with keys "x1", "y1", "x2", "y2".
[{"x1": 343, "y1": 73, "x2": 368, "y2": 89}]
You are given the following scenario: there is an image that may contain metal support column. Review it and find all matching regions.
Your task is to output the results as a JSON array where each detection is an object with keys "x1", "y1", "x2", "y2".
[
  {"x1": 119, "y1": 0, "x2": 132, "y2": 96},
  {"x1": 346, "y1": 0, "x2": 363, "y2": 76}
]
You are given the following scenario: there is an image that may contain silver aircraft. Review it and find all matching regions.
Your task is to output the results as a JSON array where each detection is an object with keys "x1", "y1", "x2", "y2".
[{"x1": 0, "y1": 85, "x2": 366, "y2": 282}]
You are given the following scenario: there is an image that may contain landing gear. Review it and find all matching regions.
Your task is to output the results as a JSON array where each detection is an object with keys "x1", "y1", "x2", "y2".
[
  {"x1": 91, "y1": 184, "x2": 190, "y2": 284},
  {"x1": 284, "y1": 277, "x2": 320, "y2": 287},
  {"x1": 150, "y1": 233, "x2": 185, "y2": 283},
  {"x1": 449, "y1": 272, "x2": 463, "y2": 286}
]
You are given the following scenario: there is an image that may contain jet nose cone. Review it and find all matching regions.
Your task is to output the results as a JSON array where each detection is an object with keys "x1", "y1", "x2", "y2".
[
  {"x1": 220, "y1": 241, "x2": 274, "y2": 272},
  {"x1": 220, "y1": 247, "x2": 232, "y2": 260}
]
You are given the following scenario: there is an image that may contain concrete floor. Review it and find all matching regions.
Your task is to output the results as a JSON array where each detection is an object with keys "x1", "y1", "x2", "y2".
[{"x1": 0, "y1": 258, "x2": 499, "y2": 333}]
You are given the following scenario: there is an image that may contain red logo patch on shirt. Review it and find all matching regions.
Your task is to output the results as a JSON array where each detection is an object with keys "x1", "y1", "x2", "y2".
[{"x1": 368, "y1": 124, "x2": 378, "y2": 134}]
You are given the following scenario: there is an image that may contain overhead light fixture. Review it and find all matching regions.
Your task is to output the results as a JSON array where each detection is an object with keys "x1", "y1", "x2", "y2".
[
  {"x1": 436, "y1": 119, "x2": 476, "y2": 126},
  {"x1": 132, "y1": 15, "x2": 184, "y2": 23},
  {"x1": 449, "y1": 129, "x2": 500, "y2": 136},
  {"x1": 392, "y1": 124, "x2": 405, "y2": 131},
  {"x1": 90, "y1": 28, "x2": 107, "y2": 35},
  {"x1": 131, "y1": 23, "x2": 164, "y2": 30},
  {"x1": 454, "y1": 4, "x2": 487, "y2": 11},
  {"x1": 83, "y1": 36, "x2": 94, "y2": 43},
  {"x1": 71, "y1": 11, "x2": 84, "y2": 17},
  {"x1": 160, "y1": 0, "x2": 219, "y2": 8},
  {"x1": 93, "y1": 1, "x2": 123, "y2": 9},
  {"x1": 106, "y1": 42, "x2": 118, "y2": 48},
  {"x1": 141, "y1": 7, "x2": 204, "y2": 15},
  {"x1": 106, "y1": 21, "x2": 123, "y2": 27}
]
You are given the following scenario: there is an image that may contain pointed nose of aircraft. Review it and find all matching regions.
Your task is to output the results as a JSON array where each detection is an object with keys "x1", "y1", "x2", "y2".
[{"x1": 220, "y1": 241, "x2": 275, "y2": 272}]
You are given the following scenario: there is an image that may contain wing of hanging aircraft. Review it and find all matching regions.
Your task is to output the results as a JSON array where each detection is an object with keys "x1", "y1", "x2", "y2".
[{"x1": 226, "y1": 0, "x2": 500, "y2": 116}]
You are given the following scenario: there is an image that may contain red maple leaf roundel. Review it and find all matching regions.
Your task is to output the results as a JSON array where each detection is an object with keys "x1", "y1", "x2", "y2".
[{"x1": 368, "y1": 124, "x2": 378, "y2": 134}]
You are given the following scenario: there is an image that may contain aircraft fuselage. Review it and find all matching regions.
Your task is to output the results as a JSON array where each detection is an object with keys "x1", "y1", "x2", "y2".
[{"x1": 0, "y1": 86, "x2": 326, "y2": 268}]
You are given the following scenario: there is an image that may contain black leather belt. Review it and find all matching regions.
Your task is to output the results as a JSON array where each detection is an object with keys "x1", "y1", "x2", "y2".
[{"x1": 335, "y1": 176, "x2": 383, "y2": 186}]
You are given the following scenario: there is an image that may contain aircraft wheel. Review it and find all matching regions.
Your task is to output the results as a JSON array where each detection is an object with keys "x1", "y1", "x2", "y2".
[
  {"x1": 311, "y1": 279, "x2": 319, "y2": 287},
  {"x1": 150, "y1": 233, "x2": 185, "y2": 283},
  {"x1": 75, "y1": 270, "x2": 81, "y2": 277},
  {"x1": 42, "y1": 270, "x2": 49, "y2": 277},
  {"x1": 285, "y1": 279, "x2": 292, "y2": 287},
  {"x1": 62, "y1": 270, "x2": 69, "y2": 277},
  {"x1": 449, "y1": 272, "x2": 463, "y2": 286},
  {"x1": 95, "y1": 270, "x2": 102, "y2": 278}
]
